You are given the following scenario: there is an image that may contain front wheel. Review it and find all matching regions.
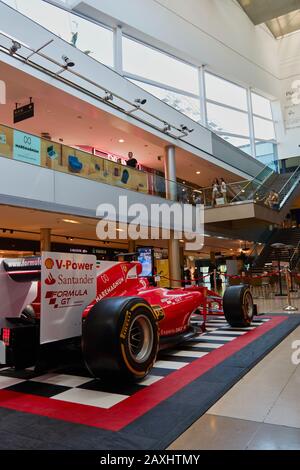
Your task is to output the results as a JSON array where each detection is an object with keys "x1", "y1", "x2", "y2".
[
  {"x1": 223, "y1": 285, "x2": 254, "y2": 327},
  {"x1": 82, "y1": 297, "x2": 159, "y2": 381}
]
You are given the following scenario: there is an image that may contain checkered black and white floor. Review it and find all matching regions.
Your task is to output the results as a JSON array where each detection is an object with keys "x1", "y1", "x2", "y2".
[{"x1": 0, "y1": 318, "x2": 270, "y2": 410}]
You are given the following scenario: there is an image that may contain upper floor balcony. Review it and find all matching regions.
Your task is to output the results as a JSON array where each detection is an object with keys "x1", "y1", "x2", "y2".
[{"x1": 0, "y1": 0, "x2": 266, "y2": 184}]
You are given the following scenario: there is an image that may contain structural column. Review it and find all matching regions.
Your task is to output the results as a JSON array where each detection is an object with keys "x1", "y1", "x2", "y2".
[
  {"x1": 128, "y1": 239, "x2": 136, "y2": 254},
  {"x1": 40, "y1": 228, "x2": 51, "y2": 253},
  {"x1": 164, "y1": 145, "x2": 181, "y2": 287}
]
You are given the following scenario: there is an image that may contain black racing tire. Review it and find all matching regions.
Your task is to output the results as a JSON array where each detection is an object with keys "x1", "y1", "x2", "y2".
[
  {"x1": 20, "y1": 304, "x2": 36, "y2": 324},
  {"x1": 82, "y1": 297, "x2": 159, "y2": 381},
  {"x1": 223, "y1": 285, "x2": 254, "y2": 327}
]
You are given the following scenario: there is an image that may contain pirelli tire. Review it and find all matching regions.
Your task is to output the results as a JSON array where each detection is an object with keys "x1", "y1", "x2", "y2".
[
  {"x1": 223, "y1": 285, "x2": 254, "y2": 327},
  {"x1": 82, "y1": 297, "x2": 159, "y2": 381}
]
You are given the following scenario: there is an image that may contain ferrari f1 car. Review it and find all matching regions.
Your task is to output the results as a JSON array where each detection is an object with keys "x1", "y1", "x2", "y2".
[{"x1": 0, "y1": 256, "x2": 255, "y2": 381}]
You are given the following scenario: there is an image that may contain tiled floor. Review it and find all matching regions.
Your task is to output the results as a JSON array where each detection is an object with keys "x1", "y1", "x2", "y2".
[
  {"x1": 169, "y1": 296, "x2": 300, "y2": 450},
  {"x1": 0, "y1": 318, "x2": 268, "y2": 411}
]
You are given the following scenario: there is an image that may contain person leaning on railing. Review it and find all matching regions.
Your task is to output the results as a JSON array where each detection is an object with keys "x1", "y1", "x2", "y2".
[
  {"x1": 264, "y1": 190, "x2": 279, "y2": 210},
  {"x1": 126, "y1": 151, "x2": 138, "y2": 168},
  {"x1": 220, "y1": 178, "x2": 227, "y2": 203},
  {"x1": 211, "y1": 178, "x2": 220, "y2": 207}
]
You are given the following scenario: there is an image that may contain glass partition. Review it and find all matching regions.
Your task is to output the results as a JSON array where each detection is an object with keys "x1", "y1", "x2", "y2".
[{"x1": 4, "y1": 122, "x2": 293, "y2": 211}]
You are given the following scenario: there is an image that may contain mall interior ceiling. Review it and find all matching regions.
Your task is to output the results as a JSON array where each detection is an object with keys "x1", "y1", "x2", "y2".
[
  {"x1": 0, "y1": 61, "x2": 241, "y2": 188},
  {"x1": 0, "y1": 205, "x2": 253, "y2": 259},
  {"x1": 237, "y1": 0, "x2": 300, "y2": 37}
]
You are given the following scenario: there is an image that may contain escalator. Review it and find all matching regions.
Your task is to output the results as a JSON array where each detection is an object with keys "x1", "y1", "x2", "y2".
[{"x1": 204, "y1": 159, "x2": 300, "y2": 242}]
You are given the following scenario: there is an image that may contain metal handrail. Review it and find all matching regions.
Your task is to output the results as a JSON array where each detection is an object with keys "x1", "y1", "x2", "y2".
[
  {"x1": 200, "y1": 179, "x2": 248, "y2": 193},
  {"x1": 290, "y1": 239, "x2": 300, "y2": 270},
  {"x1": 247, "y1": 227, "x2": 276, "y2": 265},
  {"x1": 0, "y1": 10, "x2": 266, "y2": 176},
  {"x1": 230, "y1": 162, "x2": 276, "y2": 203},
  {"x1": 278, "y1": 165, "x2": 300, "y2": 202},
  {"x1": 0, "y1": 29, "x2": 187, "y2": 140}
]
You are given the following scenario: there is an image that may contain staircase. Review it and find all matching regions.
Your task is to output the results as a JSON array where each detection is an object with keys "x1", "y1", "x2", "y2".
[
  {"x1": 253, "y1": 171, "x2": 299, "y2": 209},
  {"x1": 230, "y1": 157, "x2": 300, "y2": 207},
  {"x1": 252, "y1": 228, "x2": 300, "y2": 271}
]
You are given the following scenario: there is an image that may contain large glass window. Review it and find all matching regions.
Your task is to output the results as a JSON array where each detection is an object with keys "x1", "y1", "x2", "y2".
[
  {"x1": 123, "y1": 37, "x2": 199, "y2": 95},
  {"x1": 205, "y1": 73, "x2": 248, "y2": 111},
  {"x1": 1, "y1": 0, "x2": 114, "y2": 66},
  {"x1": 207, "y1": 102, "x2": 250, "y2": 136},
  {"x1": 205, "y1": 71, "x2": 277, "y2": 158},
  {"x1": 251, "y1": 91, "x2": 275, "y2": 144},
  {"x1": 251, "y1": 92, "x2": 273, "y2": 119},
  {"x1": 221, "y1": 136, "x2": 252, "y2": 155},
  {"x1": 253, "y1": 116, "x2": 275, "y2": 140},
  {"x1": 2, "y1": 0, "x2": 279, "y2": 160},
  {"x1": 129, "y1": 79, "x2": 201, "y2": 123}
]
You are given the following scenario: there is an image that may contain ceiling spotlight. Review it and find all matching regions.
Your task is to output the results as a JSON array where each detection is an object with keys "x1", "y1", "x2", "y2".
[
  {"x1": 163, "y1": 123, "x2": 171, "y2": 133},
  {"x1": 196, "y1": 171, "x2": 201, "y2": 175},
  {"x1": 62, "y1": 55, "x2": 75, "y2": 67},
  {"x1": 135, "y1": 98, "x2": 147, "y2": 106},
  {"x1": 118, "y1": 139, "x2": 125, "y2": 143},
  {"x1": 9, "y1": 40, "x2": 21, "y2": 55},
  {"x1": 104, "y1": 91, "x2": 113, "y2": 102}
]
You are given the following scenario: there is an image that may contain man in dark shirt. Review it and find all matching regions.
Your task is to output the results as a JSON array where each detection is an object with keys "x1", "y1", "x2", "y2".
[{"x1": 126, "y1": 152, "x2": 138, "y2": 168}]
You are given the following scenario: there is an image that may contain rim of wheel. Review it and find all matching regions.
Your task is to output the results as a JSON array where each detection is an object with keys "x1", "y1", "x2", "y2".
[
  {"x1": 128, "y1": 314, "x2": 154, "y2": 363},
  {"x1": 243, "y1": 291, "x2": 253, "y2": 319}
]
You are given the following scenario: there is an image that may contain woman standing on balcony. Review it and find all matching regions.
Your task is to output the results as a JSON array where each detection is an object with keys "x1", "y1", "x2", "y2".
[
  {"x1": 220, "y1": 178, "x2": 227, "y2": 203},
  {"x1": 212, "y1": 178, "x2": 219, "y2": 206}
]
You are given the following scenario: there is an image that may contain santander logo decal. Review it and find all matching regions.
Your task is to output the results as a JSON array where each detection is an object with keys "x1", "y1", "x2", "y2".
[{"x1": 45, "y1": 273, "x2": 56, "y2": 285}]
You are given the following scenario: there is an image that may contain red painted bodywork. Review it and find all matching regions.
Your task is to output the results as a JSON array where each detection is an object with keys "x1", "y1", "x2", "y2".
[
  {"x1": 81, "y1": 261, "x2": 223, "y2": 337},
  {"x1": 31, "y1": 260, "x2": 222, "y2": 338}
]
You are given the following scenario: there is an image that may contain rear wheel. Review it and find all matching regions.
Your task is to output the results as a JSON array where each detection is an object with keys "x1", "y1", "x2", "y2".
[
  {"x1": 82, "y1": 297, "x2": 159, "y2": 381},
  {"x1": 223, "y1": 285, "x2": 254, "y2": 327}
]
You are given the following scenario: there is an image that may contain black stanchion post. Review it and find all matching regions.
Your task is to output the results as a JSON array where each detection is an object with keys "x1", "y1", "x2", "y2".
[
  {"x1": 286, "y1": 244, "x2": 296, "y2": 292},
  {"x1": 272, "y1": 243, "x2": 285, "y2": 297}
]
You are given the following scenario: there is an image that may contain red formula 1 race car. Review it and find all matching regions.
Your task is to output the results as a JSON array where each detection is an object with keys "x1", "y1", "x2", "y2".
[{"x1": 0, "y1": 256, "x2": 254, "y2": 382}]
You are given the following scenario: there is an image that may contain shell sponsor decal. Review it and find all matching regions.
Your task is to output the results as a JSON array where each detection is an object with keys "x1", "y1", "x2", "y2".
[
  {"x1": 151, "y1": 305, "x2": 165, "y2": 322},
  {"x1": 44, "y1": 258, "x2": 54, "y2": 269}
]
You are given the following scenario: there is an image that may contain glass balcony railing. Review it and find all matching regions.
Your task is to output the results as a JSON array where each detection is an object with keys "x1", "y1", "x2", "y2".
[
  {"x1": 0, "y1": 122, "x2": 212, "y2": 203},
  {"x1": 5, "y1": 122, "x2": 296, "y2": 212},
  {"x1": 278, "y1": 166, "x2": 300, "y2": 209}
]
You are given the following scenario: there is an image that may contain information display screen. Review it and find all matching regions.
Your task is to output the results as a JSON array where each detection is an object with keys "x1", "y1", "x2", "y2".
[{"x1": 137, "y1": 247, "x2": 153, "y2": 277}]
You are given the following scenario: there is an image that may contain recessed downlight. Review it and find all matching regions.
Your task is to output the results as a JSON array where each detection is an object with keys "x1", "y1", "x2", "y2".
[
  {"x1": 196, "y1": 171, "x2": 201, "y2": 174},
  {"x1": 118, "y1": 139, "x2": 125, "y2": 143},
  {"x1": 62, "y1": 218, "x2": 80, "y2": 224}
]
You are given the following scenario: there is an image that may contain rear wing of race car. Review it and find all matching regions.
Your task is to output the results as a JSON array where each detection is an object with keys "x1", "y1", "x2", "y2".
[
  {"x1": 2, "y1": 256, "x2": 41, "y2": 282},
  {"x1": 0, "y1": 257, "x2": 41, "y2": 367},
  {"x1": 0, "y1": 257, "x2": 40, "y2": 320}
]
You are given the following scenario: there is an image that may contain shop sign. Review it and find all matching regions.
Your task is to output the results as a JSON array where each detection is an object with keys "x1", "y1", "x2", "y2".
[
  {"x1": 40, "y1": 252, "x2": 96, "y2": 344},
  {"x1": 13, "y1": 102, "x2": 34, "y2": 123},
  {"x1": 13, "y1": 129, "x2": 41, "y2": 165}
]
